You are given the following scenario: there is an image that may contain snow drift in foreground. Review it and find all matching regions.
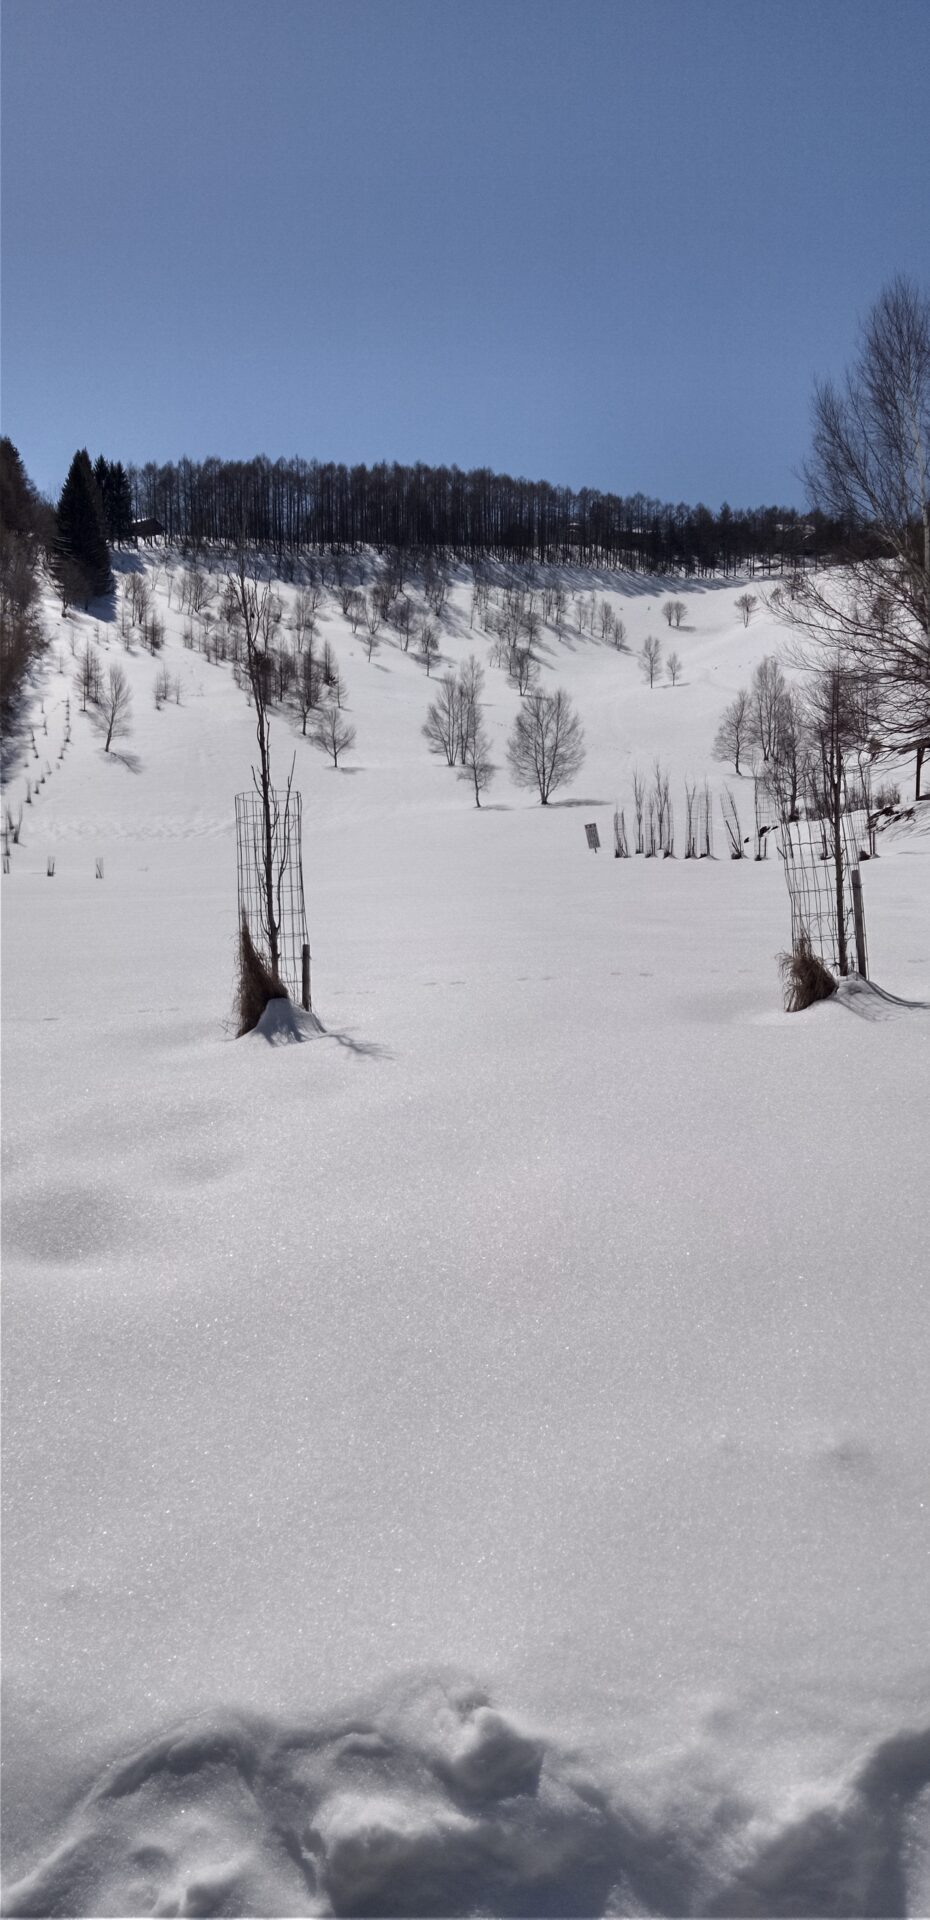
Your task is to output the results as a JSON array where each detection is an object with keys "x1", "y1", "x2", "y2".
[{"x1": 4, "y1": 1676, "x2": 929, "y2": 1919}]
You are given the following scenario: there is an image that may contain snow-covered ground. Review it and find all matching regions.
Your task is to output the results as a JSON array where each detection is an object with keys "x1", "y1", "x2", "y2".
[{"x1": 2, "y1": 558, "x2": 929, "y2": 1917}]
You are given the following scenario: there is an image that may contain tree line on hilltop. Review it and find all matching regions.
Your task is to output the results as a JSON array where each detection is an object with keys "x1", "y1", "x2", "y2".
[{"x1": 123, "y1": 454, "x2": 835, "y2": 576}]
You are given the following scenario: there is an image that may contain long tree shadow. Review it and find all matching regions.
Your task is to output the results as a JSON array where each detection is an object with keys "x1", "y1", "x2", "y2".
[{"x1": 325, "y1": 1027, "x2": 394, "y2": 1059}]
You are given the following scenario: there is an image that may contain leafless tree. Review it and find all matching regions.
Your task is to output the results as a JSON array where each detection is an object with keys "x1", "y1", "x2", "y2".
[
  {"x1": 800, "y1": 659, "x2": 869, "y2": 973},
  {"x1": 311, "y1": 703, "x2": 356, "y2": 767},
  {"x1": 455, "y1": 654, "x2": 485, "y2": 764},
  {"x1": 652, "y1": 759, "x2": 673, "y2": 853},
  {"x1": 74, "y1": 639, "x2": 101, "y2": 711},
  {"x1": 419, "y1": 620, "x2": 439, "y2": 676},
  {"x1": 295, "y1": 646, "x2": 323, "y2": 733},
  {"x1": 684, "y1": 782, "x2": 698, "y2": 858},
  {"x1": 363, "y1": 592, "x2": 382, "y2": 657},
  {"x1": 666, "y1": 650, "x2": 683, "y2": 686},
  {"x1": 749, "y1": 655, "x2": 788, "y2": 762},
  {"x1": 720, "y1": 787, "x2": 746, "y2": 858},
  {"x1": 632, "y1": 767, "x2": 646, "y2": 853},
  {"x1": 99, "y1": 661, "x2": 132, "y2": 751},
  {"x1": 142, "y1": 611, "x2": 165, "y2": 654},
  {"x1": 227, "y1": 554, "x2": 293, "y2": 982},
  {"x1": 154, "y1": 665, "x2": 172, "y2": 707},
  {"x1": 662, "y1": 599, "x2": 685, "y2": 629},
  {"x1": 289, "y1": 585, "x2": 321, "y2": 654},
  {"x1": 127, "y1": 573, "x2": 150, "y2": 627},
  {"x1": 713, "y1": 687, "x2": 751, "y2": 775},
  {"x1": 423, "y1": 558, "x2": 449, "y2": 617},
  {"x1": 736, "y1": 592, "x2": 758, "y2": 627},
  {"x1": 772, "y1": 276, "x2": 930, "y2": 796},
  {"x1": 460, "y1": 710, "x2": 495, "y2": 806},
  {"x1": 640, "y1": 635, "x2": 662, "y2": 686},
  {"x1": 394, "y1": 596, "x2": 415, "y2": 652},
  {"x1": 423, "y1": 673, "x2": 461, "y2": 766},
  {"x1": 506, "y1": 686, "x2": 585, "y2": 804},
  {"x1": 320, "y1": 638, "x2": 338, "y2": 689},
  {"x1": 510, "y1": 646, "x2": 537, "y2": 696}
]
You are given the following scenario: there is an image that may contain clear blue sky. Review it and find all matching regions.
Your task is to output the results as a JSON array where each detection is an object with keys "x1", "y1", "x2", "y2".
[{"x1": 3, "y1": 0, "x2": 929, "y2": 508}]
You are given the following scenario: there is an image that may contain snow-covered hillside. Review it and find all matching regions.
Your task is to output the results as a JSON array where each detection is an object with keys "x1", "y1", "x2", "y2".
[{"x1": 2, "y1": 557, "x2": 929, "y2": 1918}]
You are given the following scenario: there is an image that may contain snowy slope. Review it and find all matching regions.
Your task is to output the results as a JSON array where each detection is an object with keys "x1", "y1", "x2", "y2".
[{"x1": 2, "y1": 558, "x2": 929, "y2": 1918}]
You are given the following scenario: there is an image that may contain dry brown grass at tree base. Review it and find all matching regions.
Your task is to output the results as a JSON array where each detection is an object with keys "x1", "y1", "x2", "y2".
[
  {"x1": 778, "y1": 938, "x2": 838, "y2": 1013},
  {"x1": 237, "y1": 915, "x2": 288, "y2": 1035}
]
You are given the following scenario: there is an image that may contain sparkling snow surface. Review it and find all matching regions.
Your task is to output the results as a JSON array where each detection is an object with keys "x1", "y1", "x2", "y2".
[{"x1": 2, "y1": 561, "x2": 929, "y2": 1917}]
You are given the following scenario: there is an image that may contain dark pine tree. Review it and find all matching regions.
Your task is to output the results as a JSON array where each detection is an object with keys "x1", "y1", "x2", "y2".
[
  {"x1": 56, "y1": 449, "x2": 112, "y2": 604},
  {"x1": 0, "y1": 437, "x2": 48, "y2": 737}
]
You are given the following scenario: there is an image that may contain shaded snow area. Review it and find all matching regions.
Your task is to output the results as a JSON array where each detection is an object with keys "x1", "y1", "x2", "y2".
[{"x1": 3, "y1": 560, "x2": 929, "y2": 1916}]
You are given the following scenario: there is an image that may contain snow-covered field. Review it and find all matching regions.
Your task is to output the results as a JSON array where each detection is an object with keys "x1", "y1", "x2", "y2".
[{"x1": 2, "y1": 559, "x2": 929, "y2": 1918}]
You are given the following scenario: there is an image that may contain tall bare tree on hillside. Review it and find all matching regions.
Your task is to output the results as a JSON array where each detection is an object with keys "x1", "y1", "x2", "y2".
[
  {"x1": 229, "y1": 554, "x2": 291, "y2": 981},
  {"x1": 773, "y1": 276, "x2": 930, "y2": 796},
  {"x1": 507, "y1": 686, "x2": 585, "y2": 804}
]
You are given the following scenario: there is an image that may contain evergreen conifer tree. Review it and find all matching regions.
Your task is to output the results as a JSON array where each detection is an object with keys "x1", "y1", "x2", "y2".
[
  {"x1": 56, "y1": 449, "x2": 112, "y2": 604},
  {"x1": 0, "y1": 437, "x2": 47, "y2": 736},
  {"x1": 92, "y1": 456, "x2": 135, "y2": 545}
]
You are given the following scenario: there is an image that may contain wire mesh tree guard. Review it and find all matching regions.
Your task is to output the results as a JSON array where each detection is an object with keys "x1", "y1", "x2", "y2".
[
  {"x1": 235, "y1": 788, "x2": 311, "y2": 1006},
  {"x1": 779, "y1": 809, "x2": 868, "y2": 977}
]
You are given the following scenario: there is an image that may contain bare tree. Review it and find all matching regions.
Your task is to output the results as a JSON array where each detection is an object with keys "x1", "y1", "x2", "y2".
[
  {"x1": 394, "y1": 595, "x2": 415, "y2": 652},
  {"x1": 422, "y1": 673, "x2": 460, "y2": 766},
  {"x1": 295, "y1": 646, "x2": 323, "y2": 733},
  {"x1": 662, "y1": 598, "x2": 685, "y2": 629},
  {"x1": 749, "y1": 655, "x2": 788, "y2": 763},
  {"x1": 99, "y1": 661, "x2": 132, "y2": 751},
  {"x1": 640, "y1": 635, "x2": 662, "y2": 686},
  {"x1": 713, "y1": 687, "x2": 751, "y2": 775},
  {"x1": 801, "y1": 659, "x2": 868, "y2": 974},
  {"x1": 460, "y1": 710, "x2": 495, "y2": 806},
  {"x1": 510, "y1": 646, "x2": 537, "y2": 696},
  {"x1": 142, "y1": 611, "x2": 165, "y2": 654},
  {"x1": 772, "y1": 276, "x2": 930, "y2": 796},
  {"x1": 506, "y1": 686, "x2": 585, "y2": 804},
  {"x1": 127, "y1": 573, "x2": 150, "y2": 627},
  {"x1": 311, "y1": 702, "x2": 356, "y2": 767},
  {"x1": 227, "y1": 555, "x2": 293, "y2": 981},
  {"x1": 666, "y1": 650, "x2": 683, "y2": 686},
  {"x1": 736, "y1": 592, "x2": 758, "y2": 628},
  {"x1": 419, "y1": 620, "x2": 439, "y2": 676},
  {"x1": 363, "y1": 591, "x2": 382, "y2": 658},
  {"x1": 632, "y1": 767, "x2": 646, "y2": 853},
  {"x1": 455, "y1": 654, "x2": 485, "y2": 764},
  {"x1": 289, "y1": 585, "x2": 321, "y2": 654},
  {"x1": 613, "y1": 614, "x2": 627, "y2": 651},
  {"x1": 74, "y1": 639, "x2": 101, "y2": 711}
]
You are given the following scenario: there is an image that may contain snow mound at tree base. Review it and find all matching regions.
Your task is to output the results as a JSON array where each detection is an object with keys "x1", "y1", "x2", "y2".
[
  {"x1": 830, "y1": 976, "x2": 930, "y2": 1021},
  {"x1": 4, "y1": 1679, "x2": 929, "y2": 1919},
  {"x1": 247, "y1": 999, "x2": 326, "y2": 1045}
]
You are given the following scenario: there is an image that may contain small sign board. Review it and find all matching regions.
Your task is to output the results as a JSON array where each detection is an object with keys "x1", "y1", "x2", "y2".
[{"x1": 585, "y1": 823, "x2": 600, "y2": 851}]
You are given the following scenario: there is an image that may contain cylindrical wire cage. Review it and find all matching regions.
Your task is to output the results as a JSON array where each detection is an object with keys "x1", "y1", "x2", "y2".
[
  {"x1": 235, "y1": 788, "x2": 310, "y2": 1003},
  {"x1": 779, "y1": 809, "x2": 868, "y2": 977}
]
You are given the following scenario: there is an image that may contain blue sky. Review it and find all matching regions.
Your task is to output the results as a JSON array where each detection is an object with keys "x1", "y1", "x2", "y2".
[{"x1": 3, "y1": 0, "x2": 929, "y2": 507}]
